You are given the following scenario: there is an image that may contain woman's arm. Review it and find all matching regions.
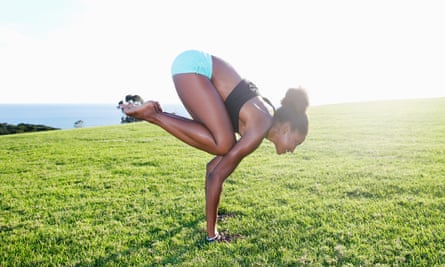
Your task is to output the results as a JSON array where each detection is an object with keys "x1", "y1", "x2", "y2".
[
  {"x1": 207, "y1": 132, "x2": 261, "y2": 180},
  {"x1": 204, "y1": 97, "x2": 272, "y2": 238},
  {"x1": 205, "y1": 131, "x2": 265, "y2": 237}
]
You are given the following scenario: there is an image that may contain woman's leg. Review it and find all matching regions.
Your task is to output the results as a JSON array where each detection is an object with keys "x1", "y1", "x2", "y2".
[
  {"x1": 173, "y1": 73, "x2": 236, "y2": 154},
  {"x1": 121, "y1": 74, "x2": 235, "y2": 155}
]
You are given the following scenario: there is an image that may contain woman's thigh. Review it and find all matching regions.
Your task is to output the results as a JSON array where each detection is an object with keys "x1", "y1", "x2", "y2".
[{"x1": 173, "y1": 73, "x2": 235, "y2": 148}]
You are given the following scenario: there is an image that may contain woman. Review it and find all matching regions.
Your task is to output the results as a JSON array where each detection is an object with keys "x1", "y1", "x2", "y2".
[{"x1": 120, "y1": 50, "x2": 309, "y2": 242}]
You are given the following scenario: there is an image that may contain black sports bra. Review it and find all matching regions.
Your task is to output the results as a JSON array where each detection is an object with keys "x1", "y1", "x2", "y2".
[{"x1": 224, "y1": 79, "x2": 275, "y2": 132}]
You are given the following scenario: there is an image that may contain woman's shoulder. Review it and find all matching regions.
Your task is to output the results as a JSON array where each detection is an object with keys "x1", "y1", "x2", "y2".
[{"x1": 238, "y1": 97, "x2": 273, "y2": 136}]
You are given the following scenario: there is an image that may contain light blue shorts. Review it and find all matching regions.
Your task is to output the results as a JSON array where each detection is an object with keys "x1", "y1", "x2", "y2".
[{"x1": 171, "y1": 50, "x2": 213, "y2": 79}]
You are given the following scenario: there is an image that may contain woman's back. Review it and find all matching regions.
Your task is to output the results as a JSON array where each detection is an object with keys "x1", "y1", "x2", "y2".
[{"x1": 211, "y1": 55, "x2": 243, "y2": 100}]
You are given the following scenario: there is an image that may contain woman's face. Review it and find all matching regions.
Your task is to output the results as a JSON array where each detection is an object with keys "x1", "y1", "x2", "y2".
[{"x1": 272, "y1": 123, "x2": 306, "y2": 155}]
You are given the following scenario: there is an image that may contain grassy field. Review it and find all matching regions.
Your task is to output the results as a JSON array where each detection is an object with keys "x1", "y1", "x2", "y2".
[{"x1": 1, "y1": 98, "x2": 444, "y2": 266}]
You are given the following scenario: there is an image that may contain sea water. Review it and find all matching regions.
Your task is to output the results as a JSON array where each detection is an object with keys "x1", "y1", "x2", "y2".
[{"x1": 0, "y1": 104, "x2": 187, "y2": 130}]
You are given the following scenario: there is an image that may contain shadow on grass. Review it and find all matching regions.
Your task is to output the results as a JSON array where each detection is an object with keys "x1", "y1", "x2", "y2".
[
  {"x1": 75, "y1": 215, "x2": 204, "y2": 266},
  {"x1": 76, "y1": 208, "x2": 245, "y2": 266}
]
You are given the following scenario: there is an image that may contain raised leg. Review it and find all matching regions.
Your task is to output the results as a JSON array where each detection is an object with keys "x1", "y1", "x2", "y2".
[
  {"x1": 121, "y1": 74, "x2": 236, "y2": 155},
  {"x1": 173, "y1": 73, "x2": 236, "y2": 155}
]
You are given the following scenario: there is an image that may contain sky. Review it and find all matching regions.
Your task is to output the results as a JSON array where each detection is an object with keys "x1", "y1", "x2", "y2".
[{"x1": 1, "y1": 0, "x2": 444, "y2": 106}]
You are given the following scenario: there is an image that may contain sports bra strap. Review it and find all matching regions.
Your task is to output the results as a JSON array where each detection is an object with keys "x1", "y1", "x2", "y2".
[{"x1": 261, "y1": 96, "x2": 276, "y2": 114}]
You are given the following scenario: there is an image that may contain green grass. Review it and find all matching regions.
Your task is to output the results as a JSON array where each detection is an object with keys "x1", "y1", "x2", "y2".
[{"x1": 1, "y1": 98, "x2": 444, "y2": 266}]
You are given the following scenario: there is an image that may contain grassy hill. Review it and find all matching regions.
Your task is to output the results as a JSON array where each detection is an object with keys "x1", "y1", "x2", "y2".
[{"x1": 1, "y1": 98, "x2": 444, "y2": 266}]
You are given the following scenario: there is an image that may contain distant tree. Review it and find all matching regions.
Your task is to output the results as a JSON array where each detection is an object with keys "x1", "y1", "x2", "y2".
[
  {"x1": 0, "y1": 123, "x2": 59, "y2": 135},
  {"x1": 125, "y1": 94, "x2": 144, "y2": 104},
  {"x1": 117, "y1": 94, "x2": 144, "y2": 124},
  {"x1": 74, "y1": 120, "x2": 84, "y2": 128},
  {"x1": 0, "y1": 124, "x2": 8, "y2": 135}
]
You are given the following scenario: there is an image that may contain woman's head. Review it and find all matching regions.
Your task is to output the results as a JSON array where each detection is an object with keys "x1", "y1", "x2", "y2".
[{"x1": 268, "y1": 88, "x2": 309, "y2": 154}]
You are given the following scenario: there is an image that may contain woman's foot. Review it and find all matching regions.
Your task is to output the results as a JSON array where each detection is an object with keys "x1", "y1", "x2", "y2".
[
  {"x1": 206, "y1": 232, "x2": 229, "y2": 243},
  {"x1": 206, "y1": 232, "x2": 241, "y2": 243},
  {"x1": 119, "y1": 101, "x2": 163, "y2": 122}
]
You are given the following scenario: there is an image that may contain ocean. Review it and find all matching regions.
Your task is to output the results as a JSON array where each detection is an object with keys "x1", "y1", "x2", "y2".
[{"x1": 0, "y1": 103, "x2": 187, "y2": 130}]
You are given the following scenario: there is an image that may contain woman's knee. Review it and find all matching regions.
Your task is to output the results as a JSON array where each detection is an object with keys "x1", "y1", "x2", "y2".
[{"x1": 213, "y1": 135, "x2": 235, "y2": 155}]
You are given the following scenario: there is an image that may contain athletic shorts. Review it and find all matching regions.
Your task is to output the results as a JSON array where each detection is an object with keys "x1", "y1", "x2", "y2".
[{"x1": 171, "y1": 50, "x2": 213, "y2": 79}]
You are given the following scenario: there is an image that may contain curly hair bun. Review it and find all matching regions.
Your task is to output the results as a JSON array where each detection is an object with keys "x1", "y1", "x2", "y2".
[{"x1": 281, "y1": 88, "x2": 309, "y2": 114}]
